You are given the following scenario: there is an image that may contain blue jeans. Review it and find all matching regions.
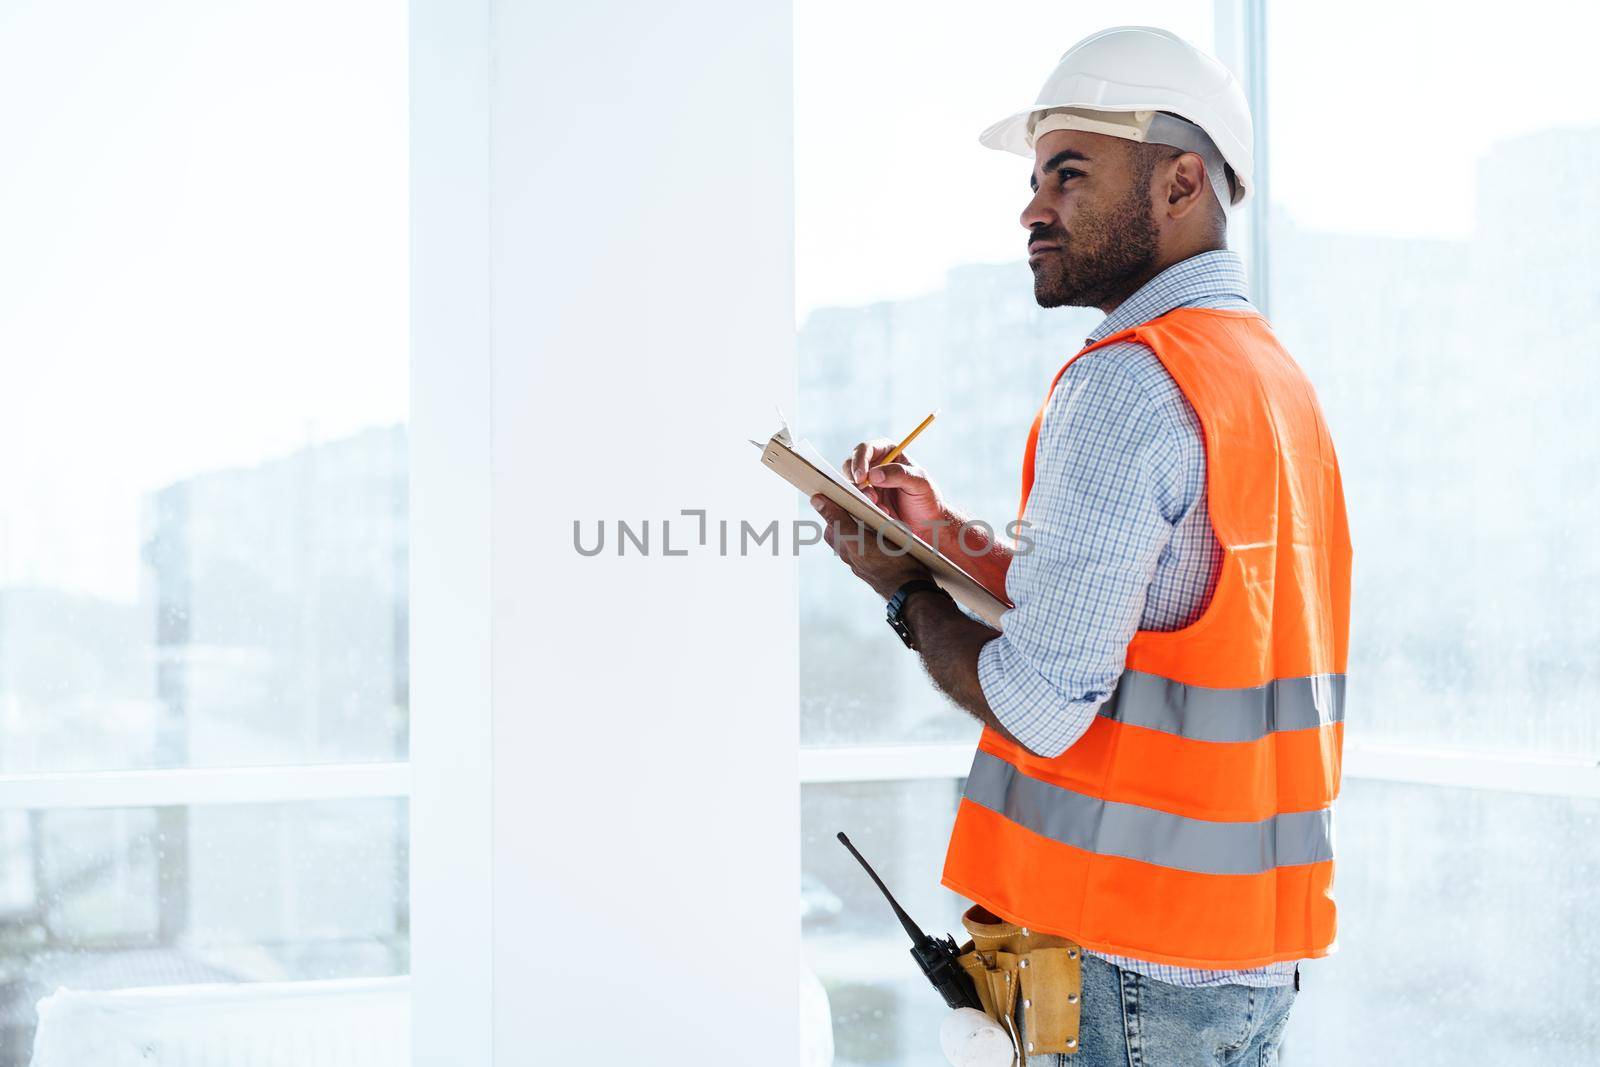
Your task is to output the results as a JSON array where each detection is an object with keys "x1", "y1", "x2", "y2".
[{"x1": 1018, "y1": 952, "x2": 1299, "y2": 1066}]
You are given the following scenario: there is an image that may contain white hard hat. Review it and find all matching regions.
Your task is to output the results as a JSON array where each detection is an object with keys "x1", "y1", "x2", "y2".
[{"x1": 979, "y1": 26, "x2": 1255, "y2": 207}]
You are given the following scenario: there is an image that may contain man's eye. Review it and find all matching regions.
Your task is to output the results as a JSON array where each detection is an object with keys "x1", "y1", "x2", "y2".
[{"x1": 1058, "y1": 169, "x2": 1082, "y2": 185}]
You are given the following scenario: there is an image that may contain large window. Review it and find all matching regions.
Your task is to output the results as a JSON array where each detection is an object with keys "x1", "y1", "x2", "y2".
[
  {"x1": 0, "y1": 1, "x2": 408, "y2": 1059},
  {"x1": 797, "y1": 1, "x2": 1600, "y2": 1064}
]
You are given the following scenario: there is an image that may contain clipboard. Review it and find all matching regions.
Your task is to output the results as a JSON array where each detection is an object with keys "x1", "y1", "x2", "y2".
[{"x1": 755, "y1": 417, "x2": 1013, "y2": 628}]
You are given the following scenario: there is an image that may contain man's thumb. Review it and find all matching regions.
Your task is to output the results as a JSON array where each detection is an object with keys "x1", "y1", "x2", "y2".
[{"x1": 867, "y1": 463, "x2": 927, "y2": 490}]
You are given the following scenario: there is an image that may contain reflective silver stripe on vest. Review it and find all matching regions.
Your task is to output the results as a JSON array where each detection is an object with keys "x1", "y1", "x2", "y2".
[
  {"x1": 1097, "y1": 671, "x2": 1345, "y2": 743},
  {"x1": 963, "y1": 750, "x2": 1334, "y2": 876}
]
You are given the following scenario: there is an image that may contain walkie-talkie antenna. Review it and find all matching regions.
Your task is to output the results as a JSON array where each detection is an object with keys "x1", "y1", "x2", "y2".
[
  {"x1": 835, "y1": 830, "x2": 983, "y2": 1012},
  {"x1": 837, "y1": 831, "x2": 925, "y2": 943}
]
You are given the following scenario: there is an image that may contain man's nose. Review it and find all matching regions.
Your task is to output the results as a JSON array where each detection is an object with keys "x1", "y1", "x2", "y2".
[{"x1": 1020, "y1": 186, "x2": 1055, "y2": 232}]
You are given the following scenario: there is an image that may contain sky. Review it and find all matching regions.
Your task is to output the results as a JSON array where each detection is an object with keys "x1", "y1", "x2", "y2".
[{"x1": 1, "y1": 0, "x2": 1596, "y2": 600}]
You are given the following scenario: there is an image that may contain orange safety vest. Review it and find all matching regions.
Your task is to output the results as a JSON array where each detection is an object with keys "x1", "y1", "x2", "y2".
[{"x1": 940, "y1": 306, "x2": 1352, "y2": 971}]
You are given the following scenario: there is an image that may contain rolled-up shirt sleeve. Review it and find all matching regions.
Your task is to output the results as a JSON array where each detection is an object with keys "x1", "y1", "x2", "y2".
[{"x1": 978, "y1": 344, "x2": 1186, "y2": 759}]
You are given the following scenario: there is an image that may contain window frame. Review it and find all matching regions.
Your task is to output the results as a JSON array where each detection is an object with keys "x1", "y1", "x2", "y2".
[
  {"x1": 798, "y1": 741, "x2": 1600, "y2": 798},
  {"x1": 0, "y1": 763, "x2": 410, "y2": 810}
]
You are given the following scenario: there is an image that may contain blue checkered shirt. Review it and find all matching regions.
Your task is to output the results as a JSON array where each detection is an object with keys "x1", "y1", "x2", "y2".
[{"x1": 975, "y1": 249, "x2": 1299, "y2": 988}]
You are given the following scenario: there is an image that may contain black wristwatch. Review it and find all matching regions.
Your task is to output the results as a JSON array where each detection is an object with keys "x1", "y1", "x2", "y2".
[{"x1": 886, "y1": 579, "x2": 949, "y2": 650}]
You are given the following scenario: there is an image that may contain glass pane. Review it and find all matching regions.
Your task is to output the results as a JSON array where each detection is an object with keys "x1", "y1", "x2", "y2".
[
  {"x1": 0, "y1": 1, "x2": 408, "y2": 771},
  {"x1": 1267, "y1": 0, "x2": 1600, "y2": 757},
  {"x1": 801, "y1": 780, "x2": 971, "y2": 1066},
  {"x1": 0, "y1": 798, "x2": 407, "y2": 1062},
  {"x1": 804, "y1": 777, "x2": 1600, "y2": 1066},
  {"x1": 795, "y1": 1, "x2": 1216, "y2": 746},
  {"x1": 1286, "y1": 780, "x2": 1600, "y2": 1064}
]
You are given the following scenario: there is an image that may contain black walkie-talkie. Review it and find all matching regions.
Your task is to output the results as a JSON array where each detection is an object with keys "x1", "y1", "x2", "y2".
[{"x1": 836, "y1": 831, "x2": 982, "y2": 1011}]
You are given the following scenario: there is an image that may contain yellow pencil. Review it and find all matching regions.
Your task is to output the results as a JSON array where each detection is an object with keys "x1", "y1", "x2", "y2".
[{"x1": 859, "y1": 409, "x2": 939, "y2": 487}]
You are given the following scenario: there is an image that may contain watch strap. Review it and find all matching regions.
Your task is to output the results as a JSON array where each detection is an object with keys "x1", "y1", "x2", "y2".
[{"x1": 886, "y1": 579, "x2": 949, "y2": 650}]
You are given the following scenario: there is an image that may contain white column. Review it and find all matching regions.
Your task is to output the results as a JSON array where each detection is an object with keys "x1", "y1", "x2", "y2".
[{"x1": 411, "y1": 0, "x2": 800, "y2": 1060}]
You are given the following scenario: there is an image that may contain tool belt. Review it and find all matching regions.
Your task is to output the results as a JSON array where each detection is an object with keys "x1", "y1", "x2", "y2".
[{"x1": 954, "y1": 904, "x2": 1082, "y2": 1058}]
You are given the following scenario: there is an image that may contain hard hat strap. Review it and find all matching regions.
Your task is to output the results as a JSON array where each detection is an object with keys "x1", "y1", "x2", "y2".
[
  {"x1": 1029, "y1": 107, "x2": 1237, "y2": 212},
  {"x1": 1145, "y1": 111, "x2": 1237, "y2": 211}
]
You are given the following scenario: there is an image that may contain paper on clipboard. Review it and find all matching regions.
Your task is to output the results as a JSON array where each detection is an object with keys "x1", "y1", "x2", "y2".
[{"x1": 755, "y1": 413, "x2": 1012, "y2": 628}]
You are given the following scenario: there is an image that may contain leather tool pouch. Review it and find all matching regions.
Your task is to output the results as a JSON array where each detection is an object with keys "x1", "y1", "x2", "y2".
[{"x1": 954, "y1": 904, "x2": 1082, "y2": 1057}]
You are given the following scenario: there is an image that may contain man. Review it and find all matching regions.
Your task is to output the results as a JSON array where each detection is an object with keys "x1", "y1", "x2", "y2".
[{"x1": 810, "y1": 26, "x2": 1351, "y2": 1066}]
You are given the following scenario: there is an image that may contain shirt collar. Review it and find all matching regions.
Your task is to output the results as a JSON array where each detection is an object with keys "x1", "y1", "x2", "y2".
[{"x1": 1085, "y1": 248, "x2": 1251, "y2": 345}]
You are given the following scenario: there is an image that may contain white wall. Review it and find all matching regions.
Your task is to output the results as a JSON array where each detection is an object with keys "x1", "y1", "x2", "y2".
[{"x1": 412, "y1": 0, "x2": 800, "y2": 1062}]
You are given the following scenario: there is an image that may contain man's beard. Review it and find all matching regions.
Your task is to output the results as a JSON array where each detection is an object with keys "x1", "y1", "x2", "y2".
[{"x1": 1030, "y1": 183, "x2": 1158, "y2": 309}]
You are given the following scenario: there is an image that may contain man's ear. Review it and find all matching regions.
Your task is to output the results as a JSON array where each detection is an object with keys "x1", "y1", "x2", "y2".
[{"x1": 1163, "y1": 150, "x2": 1210, "y2": 220}]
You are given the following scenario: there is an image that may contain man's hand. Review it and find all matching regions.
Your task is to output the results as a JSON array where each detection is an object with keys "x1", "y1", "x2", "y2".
[
  {"x1": 810, "y1": 494, "x2": 931, "y2": 600},
  {"x1": 843, "y1": 440, "x2": 1014, "y2": 602},
  {"x1": 842, "y1": 440, "x2": 957, "y2": 552}
]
